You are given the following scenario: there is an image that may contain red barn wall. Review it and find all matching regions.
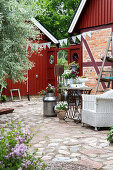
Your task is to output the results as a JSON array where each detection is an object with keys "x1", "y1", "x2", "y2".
[{"x1": 74, "y1": 0, "x2": 113, "y2": 33}]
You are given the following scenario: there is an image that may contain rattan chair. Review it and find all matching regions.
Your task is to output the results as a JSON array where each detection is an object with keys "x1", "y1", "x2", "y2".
[{"x1": 82, "y1": 89, "x2": 113, "y2": 130}]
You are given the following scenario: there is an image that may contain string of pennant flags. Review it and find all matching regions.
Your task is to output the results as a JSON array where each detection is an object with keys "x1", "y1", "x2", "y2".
[
  {"x1": 31, "y1": 42, "x2": 51, "y2": 50},
  {"x1": 29, "y1": 30, "x2": 100, "y2": 50},
  {"x1": 58, "y1": 31, "x2": 92, "y2": 46}
]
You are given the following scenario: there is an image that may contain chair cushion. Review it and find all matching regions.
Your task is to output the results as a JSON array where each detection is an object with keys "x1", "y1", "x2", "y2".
[
  {"x1": 104, "y1": 77, "x2": 113, "y2": 80},
  {"x1": 100, "y1": 89, "x2": 113, "y2": 98}
]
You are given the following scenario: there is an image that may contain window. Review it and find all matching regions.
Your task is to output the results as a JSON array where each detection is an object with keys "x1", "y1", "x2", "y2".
[
  {"x1": 49, "y1": 55, "x2": 54, "y2": 64},
  {"x1": 73, "y1": 52, "x2": 79, "y2": 62}
]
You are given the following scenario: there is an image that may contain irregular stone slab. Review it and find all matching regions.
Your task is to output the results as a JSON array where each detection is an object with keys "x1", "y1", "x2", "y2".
[
  {"x1": 50, "y1": 139, "x2": 62, "y2": 143},
  {"x1": 75, "y1": 159, "x2": 103, "y2": 169},
  {"x1": 80, "y1": 149, "x2": 105, "y2": 155},
  {"x1": 33, "y1": 144, "x2": 43, "y2": 148},
  {"x1": 59, "y1": 146, "x2": 67, "y2": 150},
  {"x1": 70, "y1": 153, "x2": 81, "y2": 158},
  {"x1": 52, "y1": 157, "x2": 72, "y2": 162},
  {"x1": 42, "y1": 155, "x2": 52, "y2": 160},
  {"x1": 104, "y1": 160, "x2": 113, "y2": 165},
  {"x1": 70, "y1": 139, "x2": 78, "y2": 143},
  {"x1": 97, "y1": 142, "x2": 109, "y2": 148},
  {"x1": 48, "y1": 143, "x2": 59, "y2": 147},
  {"x1": 69, "y1": 146, "x2": 80, "y2": 152},
  {"x1": 58, "y1": 150, "x2": 70, "y2": 155}
]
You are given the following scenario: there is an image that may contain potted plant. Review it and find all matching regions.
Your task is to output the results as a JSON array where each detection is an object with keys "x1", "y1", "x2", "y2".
[
  {"x1": 55, "y1": 101, "x2": 68, "y2": 122},
  {"x1": 62, "y1": 70, "x2": 78, "y2": 85},
  {"x1": 68, "y1": 61, "x2": 80, "y2": 71},
  {"x1": 46, "y1": 83, "x2": 55, "y2": 97}
]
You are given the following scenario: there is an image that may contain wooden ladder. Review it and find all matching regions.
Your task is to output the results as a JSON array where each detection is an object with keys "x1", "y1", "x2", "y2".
[{"x1": 95, "y1": 32, "x2": 113, "y2": 94}]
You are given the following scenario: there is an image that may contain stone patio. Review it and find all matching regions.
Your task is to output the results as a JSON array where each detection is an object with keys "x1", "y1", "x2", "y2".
[{"x1": 0, "y1": 97, "x2": 113, "y2": 170}]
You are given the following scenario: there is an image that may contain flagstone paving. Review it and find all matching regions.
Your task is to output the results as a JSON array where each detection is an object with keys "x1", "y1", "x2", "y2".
[{"x1": 0, "y1": 97, "x2": 113, "y2": 169}]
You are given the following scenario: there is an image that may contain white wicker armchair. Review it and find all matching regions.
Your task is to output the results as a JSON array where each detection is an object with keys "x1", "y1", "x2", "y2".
[{"x1": 82, "y1": 90, "x2": 113, "y2": 130}]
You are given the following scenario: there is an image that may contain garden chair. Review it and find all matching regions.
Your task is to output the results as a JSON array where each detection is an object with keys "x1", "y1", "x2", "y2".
[{"x1": 82, "y1": 89, "x2": 113, "y2": 130}]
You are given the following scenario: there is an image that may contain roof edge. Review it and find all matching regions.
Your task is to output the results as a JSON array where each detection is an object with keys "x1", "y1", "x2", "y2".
[
  {"x1": 68, "y1": 0, "x2": 87, "y2": 34},
  {"x1": 31, "y1": 17, "x2": 59, "y2": 44}
]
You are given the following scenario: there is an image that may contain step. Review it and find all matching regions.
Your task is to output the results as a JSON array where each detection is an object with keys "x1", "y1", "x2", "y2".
[
  {"x1": 0, "y1": 108, "x2": 14, "y2": 115},
  {"x1": 100, "y1": 77, "x2": 113, "y2": 82},
  {"x1": 96, "y1": 90, "x2": 104, "y2": 93},
  {"x1": 96, "y1": 78, "x2": 113, "y2": 82},
  {"x1": 101, "y1": 56, "x2": 113, "y2": 62}
]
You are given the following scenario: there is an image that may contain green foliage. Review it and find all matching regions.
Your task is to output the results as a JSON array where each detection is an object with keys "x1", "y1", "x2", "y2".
[
  {"x1": 38, "y1": 89, "x2": 46, "y2": 96},
  {"x1": 0, "y1": 0, "x2": 38, "y2": 83},
  {"x1": 36, "y1": 0, "x2": 80, "y2": 39},
  {"x1": 46, "y1": 83, "x2": 55, "y2": 93},
  {"x1": 0, "y1": 95, "x2": 7, "y2": 102},
  {"x1": 57, "y1": 58, "x2": 68, "y2": 66},
  {"x1": 0, "y1": 121, "x2": 47, "y2": 169},
  {"x1": 57, "y1": 50, "x2": 68, "y2": 70},
  {"x1": 56, "y1": 101, "x2": 68, "y2": 110},
  {"x1": 107, "y1": 127, "x2": 113, "y2": 142}
]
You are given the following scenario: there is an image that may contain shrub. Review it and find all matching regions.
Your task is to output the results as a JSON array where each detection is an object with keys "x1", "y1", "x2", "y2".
[
  {"x1": 107, "y1": 126, "x2": 113, "y2": 142},
  {"x1": 0, "y1": 122, "x2": 46, "y2": 170},
  {"x1": 0, "y1": 95, "x2": 7, "y2": 102}
]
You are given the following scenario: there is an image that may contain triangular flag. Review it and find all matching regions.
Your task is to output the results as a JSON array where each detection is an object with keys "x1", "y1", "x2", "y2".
[
  {"x1": 47, "y1": 42, "x2": 51, "y2": 49},
  {"x1": 82, "y1": 32, "x2": 86, "y2": 39},
  {"x1": 36, "y1": 44, "x2": 39, "y2": 50},
  {"x1": 87, "y1": 31, "x2": 91, "y2": 38},
  {"x1": 72, "y1": 36, "x2": 76, "y2": 43},
  {"x1": 43, "y1": 43, "x2": 47, "y2": 49},
  {"x1": 59, "y1": 39, "x2": 64, "y2": 46},
  {"x1": 77, "y1": 35, "x2": 81, "y2": 41},
  {"x1": 63, "y1": 38, "x2": 68, "y2": 45}
]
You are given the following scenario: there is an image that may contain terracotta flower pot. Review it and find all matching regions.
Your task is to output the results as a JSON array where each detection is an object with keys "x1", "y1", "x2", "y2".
[{"x1": 56, "y1": 110, "x2": 67, "y2": 121}]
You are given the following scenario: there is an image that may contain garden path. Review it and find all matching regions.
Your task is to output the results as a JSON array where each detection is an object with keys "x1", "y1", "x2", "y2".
[{"x1": 0, "y1": 97, "x2": 113, "y2": 170}]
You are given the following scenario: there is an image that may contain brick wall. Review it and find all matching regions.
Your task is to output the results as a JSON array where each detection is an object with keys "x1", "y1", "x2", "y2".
[{"x1": 82, "y1": 28, "x2": 112, "y2": 93}]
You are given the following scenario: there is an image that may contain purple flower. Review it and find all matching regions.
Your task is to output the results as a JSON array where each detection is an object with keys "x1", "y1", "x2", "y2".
[
  {"x1": 16, "y1": 136, "x2": 25, "y2": 144},
  {"x1": 22, "y1": 160, "x2": 31, "y2": 168},
  {"x1": 18, "y1": 167, "x2": 22, "y2": 170}
]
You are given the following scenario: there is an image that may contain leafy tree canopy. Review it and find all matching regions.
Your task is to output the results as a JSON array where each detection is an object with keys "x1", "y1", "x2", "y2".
[
  {"x1": 0, "y1": 0, "x2": 38, "y2": 84},
  {"x1": 36, "y1": 0, "x2": 80, "y2": 40}
]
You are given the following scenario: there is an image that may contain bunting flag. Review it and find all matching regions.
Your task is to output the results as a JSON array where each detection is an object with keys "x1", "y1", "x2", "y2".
[
  {"x1": 77, "y1": 35, "x2": 81, "y2": 41},
  {"x1": 87, "y1": 31, "x2": 91, "y2": 38},
  {"x1": 46, "y1": 42, "x2": 51, "y2": 49},
  {"x1": 59, "y1": 39, "x2": 64, "y2": 46},
  {"x1": 59, "y1": 38, "x2": 68, "y2": 46},
  {"x1": 72, "y1": 36, "x2": 76, "y2": 43},
  {"x1": 63, "y1": 38, "x2": 68, "y2": 45},
  {"x1": 30, "y1": 42, "x2": 52, "y2": 50},
  {"x1": 43, "y1": 43, "x2": 46, "y2": 49},
  {"x1": 82, "y1": 32, "x2": 86, "y2": 39}
]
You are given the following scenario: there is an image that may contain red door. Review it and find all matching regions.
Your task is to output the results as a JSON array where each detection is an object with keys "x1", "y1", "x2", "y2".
[
  {"x1": 28, "y1": 49, "x2": 48, "y2": 95},
  {"x1": 47, "y1": 47, "x2": 57, "y2": 86},
  {"x1": 68, "y1": 44, "x2": 82, "y2": 76}
]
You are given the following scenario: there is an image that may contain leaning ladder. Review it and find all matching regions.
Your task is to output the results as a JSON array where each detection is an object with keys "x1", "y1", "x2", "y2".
[{"x1": 95, "y1": 33, "x2": 112, "y2": 94}]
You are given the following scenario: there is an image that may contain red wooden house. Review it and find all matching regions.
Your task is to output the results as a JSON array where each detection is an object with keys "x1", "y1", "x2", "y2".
[
  {"x1": 4, "y1": 18, "x2": 59, "y2": 97},
  {"x1": 68, "y1": 0, "x2": 113, "y2": 92}
]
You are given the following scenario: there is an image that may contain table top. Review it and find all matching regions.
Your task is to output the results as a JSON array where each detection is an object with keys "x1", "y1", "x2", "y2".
[{"x1": 59, "y1": 86, "x2": 94, "y2": 90}]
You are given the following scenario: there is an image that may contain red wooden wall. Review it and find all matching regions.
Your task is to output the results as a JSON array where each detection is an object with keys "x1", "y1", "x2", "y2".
[
  {"x1": 3, "y1": 32, "x2": 57, "y2": 97},
  {"x1": 3, "y1": 41, "x2": 81, "y2": 97},
  {"x1": 74, "y1": 0, "x2": 113, "y2": 33}
]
